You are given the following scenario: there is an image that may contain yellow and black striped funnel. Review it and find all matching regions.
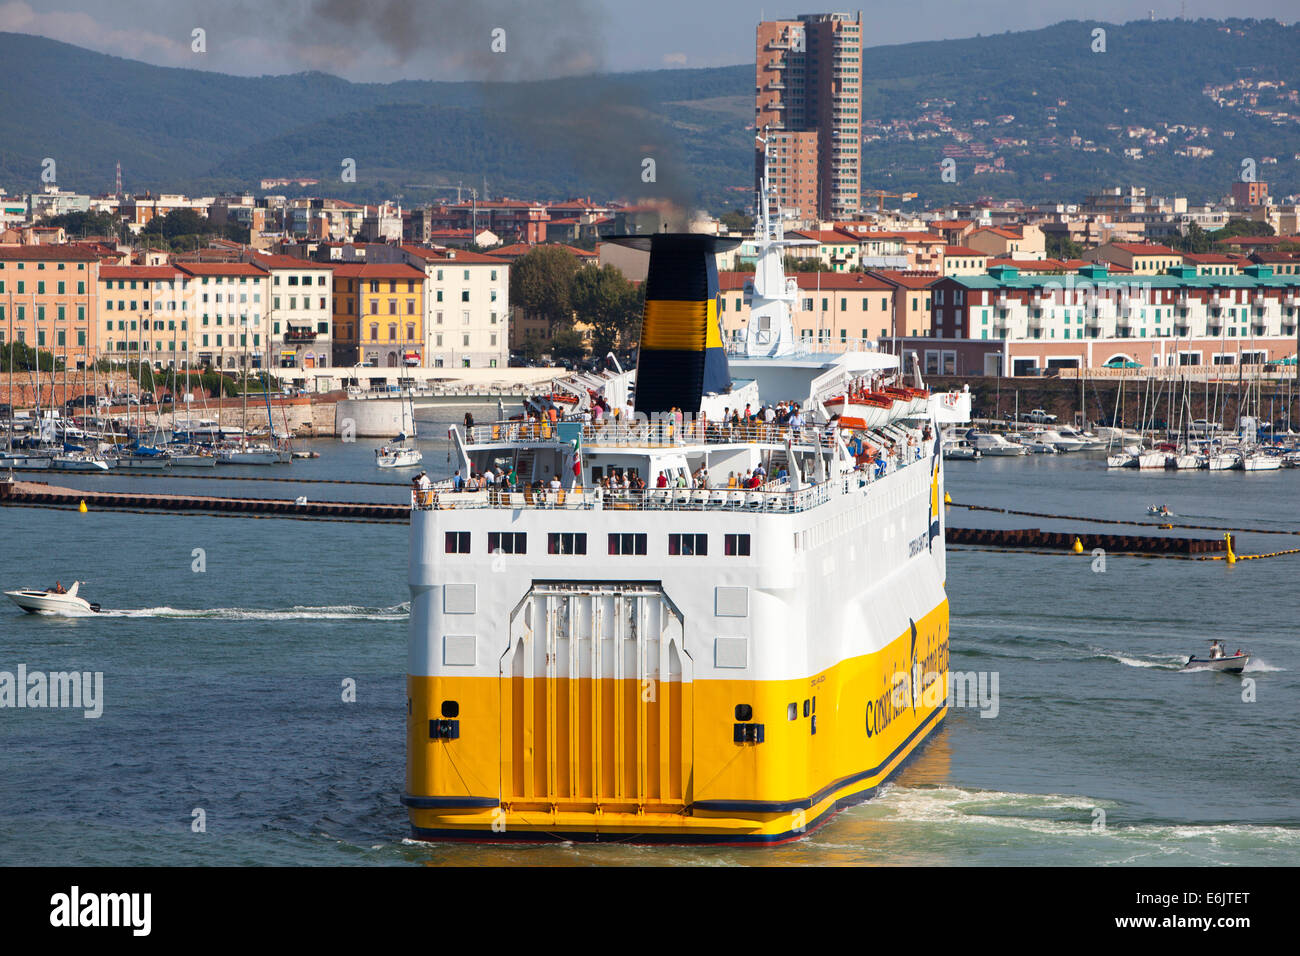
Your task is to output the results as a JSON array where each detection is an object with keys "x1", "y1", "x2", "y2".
[{"x1": 609, "y1": 233, "x2": 741, "y2": 415}]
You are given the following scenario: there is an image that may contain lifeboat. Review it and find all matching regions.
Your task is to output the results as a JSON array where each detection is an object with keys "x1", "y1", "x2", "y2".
[{"x1": 824, "y1": 388, "x2": 895, "y2": 429}]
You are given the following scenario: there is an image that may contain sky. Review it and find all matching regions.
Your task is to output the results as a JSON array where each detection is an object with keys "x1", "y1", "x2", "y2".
[{"x1": 0, "y1": 0, "x2": 1294, "y2": 81}]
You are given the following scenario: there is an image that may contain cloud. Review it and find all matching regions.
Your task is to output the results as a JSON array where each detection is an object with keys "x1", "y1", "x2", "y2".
[
  {"x1": 662, "y1": 52, "x2": 687, "y2": 66},
  {"x1": 0, "y1": 1, "x2": 191, "y2": 65}
]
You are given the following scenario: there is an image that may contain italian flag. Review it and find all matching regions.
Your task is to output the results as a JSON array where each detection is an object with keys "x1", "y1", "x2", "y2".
[{"x1": 572, "y1": 434, "x2": 583, "y2": 478}]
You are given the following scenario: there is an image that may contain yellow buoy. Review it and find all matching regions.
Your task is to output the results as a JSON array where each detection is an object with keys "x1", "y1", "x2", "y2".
[
  {"x1": 1224, "y1": 533, "x2": 1236, "y2": 565},
  {"x1": 944, "y1": 492, "x2": 952, "y2": 505},
  {"x1": 1072, "y1": 537, "x2": 1083, "y2": 554},
  {"x1": 78, "y1": 500, "x2": 88, "y2": 513}
]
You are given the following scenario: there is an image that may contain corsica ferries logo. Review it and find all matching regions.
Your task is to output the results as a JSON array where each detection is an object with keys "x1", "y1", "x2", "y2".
[{"x1": 865, "y1": 617, "x2": 949, "y2": 738}]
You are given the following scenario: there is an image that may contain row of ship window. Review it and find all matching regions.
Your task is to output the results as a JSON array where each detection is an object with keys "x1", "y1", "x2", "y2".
[{"x1": 445, "y1": 532, "x2": 752, "y2": 557}]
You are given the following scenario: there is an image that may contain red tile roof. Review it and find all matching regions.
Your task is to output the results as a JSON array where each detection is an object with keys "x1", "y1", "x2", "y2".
[
  {"x1": 790, "y1": 229, "x2": 860, "y2": 244},
  {"x1": 718, "y1": 271, "x2": 894, "y2": 292},
  {"x1": 943, "y1": 245, "x2": 986, "y2": 257},
  {"x1": 867, "y1": 270, "x2": 941, "y2": 289},
  {"x1": 398, "y1": 245, "x2": 507, "y2": 265},
  {"x1": 0, "y1": 245, "x2": 101, "y2": 261},
  {"x1": 250, "y1": 252, "x2": 333, "y2": 270},
  {"x1": 100, "y1": 266, "x2": 184, "y2": 280},
  {"x1": 1108, "y1": 242, "x2": 1178, "y2": 255},
  {"x1": 331, "y1": 263, "x2": 426, "y2": 280},
  {"x1": 1182, "y1": 252, "x2": 1243, "y2": 264},
  {"x1": 969, "y1": 225, "x2": 1024, "y2": 240},
  {"x1": 175, "y1": 262, "x2": 268, "y2": 277}
]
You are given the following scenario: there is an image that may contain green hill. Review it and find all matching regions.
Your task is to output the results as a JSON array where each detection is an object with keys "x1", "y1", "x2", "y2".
[{"x1": 0, "y1": 17, "x2": 1296, "y2": 212}]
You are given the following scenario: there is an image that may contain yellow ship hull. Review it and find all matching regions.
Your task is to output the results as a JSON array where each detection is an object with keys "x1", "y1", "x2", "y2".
[{"x1": 404, "y1": 600, "x2": 950, "y2": 844}]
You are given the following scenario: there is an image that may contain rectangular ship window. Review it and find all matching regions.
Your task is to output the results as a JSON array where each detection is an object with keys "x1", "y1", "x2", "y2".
[
  {"x1": 668, "y1": 533, "x2": 708, "y2": 556},
  {"x1": 487, "y1": 532, "x2": 527, "y2": 554},
  {"x1": 444, "y1": 531, "x2": 470, "y2": 554},
  {"x1": 608, "y1": 533, "x2": 647, "y2": 556},
  {"x1": 724, "y1": 533, "x2": 751, "y2": 556},
  {"x1": 548, "y1": 532, "x2": 587, "y2": 555}
]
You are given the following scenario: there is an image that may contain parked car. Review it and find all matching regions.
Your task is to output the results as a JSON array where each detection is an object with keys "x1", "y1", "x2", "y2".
[
  {"x1": 1023, "y1": 409, "x2": 1058, "y2": 424},
  {"x1": 1104, "y1": 358, "x2": 1142, "y2": 369},
  {"x1": 63, "y1": 395, "x2": 98, "y2": 412}
]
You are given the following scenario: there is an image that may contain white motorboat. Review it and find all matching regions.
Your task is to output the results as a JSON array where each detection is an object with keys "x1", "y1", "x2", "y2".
[
  {"x1": 1036, "y1": 428, "x2": 1086, "y2": 453},
  {"x1": 376, "y1": 445, "x2": 423, "y2": 469},
  {"x1": 4, "y1": 581, "x2": 100, "y2": 614},
  {"x1": 969, "y1": 432, "x2": 1028, "y2": 456},
  {"x1": 1241, "y1": 453, "x2": 1282, "y2": 471},
  {"x1": 1016, "y1": 432, "x2": 1059, "y2": 454},
  {"x1": 941, "y1": 438, "x2": 981, "y2": 461},
  {"x1": 0, "y1": 451, "x2": 52, "y2": 471},
  {"x1": 1186, "y1": 641, "x2": 1248, "y2": 673},
  {"x1": 50, "y1": 452, "x2": 112, "y2": 472},
  {"x1": 1146, "y1": 505, "x2": 1174, "y2": 517},
  {"x1": 1185, "y1": 653, "x2": 1249, "y2": 673},
  {"x1": 1205, "y1": 450, "x2": 1241, "y2": 471},
  {"x1": 216, "y1": 442, "x2": 289, "y2": 465},
  {"x1": 167, "y1": 445, "x2": 218, "y2": 467},
  {"x1": 112, "y1": 448, "x2": 172, "y2": 470}
]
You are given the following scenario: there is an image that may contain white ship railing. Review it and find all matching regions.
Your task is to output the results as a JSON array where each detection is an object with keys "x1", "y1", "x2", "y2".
[
  {"x1": 410, "y1": 447, "x2": 928, "y2": 513},
  {"x1": 465, "y1": 419, "x2": 872, "y2": 448}
]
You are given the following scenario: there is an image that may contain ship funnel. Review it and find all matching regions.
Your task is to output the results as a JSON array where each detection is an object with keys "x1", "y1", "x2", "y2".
[{"x1": 609, "y1": 233, "x2": 741, "y2": 415}]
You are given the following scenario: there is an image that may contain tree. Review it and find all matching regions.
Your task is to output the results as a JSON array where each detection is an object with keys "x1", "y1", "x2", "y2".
[
  {"x1": 141, "y1": 207, "x2": 211, "y2": 239},
  {"x1": 1045, "y1": 233, "x2": 1085, "y2": 260},
  {"x1": 570, "y1": 264, "x2": 642, "y2": 355},
  {"x1": 519, "y1": 336, "x2": 548, "y2": 362},
  {"x1": 550, "y1": 329, "x2": 586, "y2": 363},
  {"x1": 1214, "y1": 218, "x2": 1274, "y2": 240},
  {"x1": 508, "y1": 246, "x2": 581, "y2": 334},
  {"x1": 720, "y1": 209, "x2": 754, "y2": 233},
  {"x1": 783, "y1": 254, "x2": 829, "y2": 272},
  {"x1": 1165, "y1": 223, "x2": 1212, "y2": 255},
  {"x1": 44, "y1": 210, "x2": 119, "y2": 237}
]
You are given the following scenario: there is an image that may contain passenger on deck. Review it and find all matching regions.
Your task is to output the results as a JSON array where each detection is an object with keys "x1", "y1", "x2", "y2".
[
  {"x1": 52, "y1": 581, "x2": 65, "y2": 594},
  {"x1": 452, "y1": 470, "x2": 464, "y2": 492},
  {"x1": 656, "y1": 472, "x2": 668, "y2": 488}
]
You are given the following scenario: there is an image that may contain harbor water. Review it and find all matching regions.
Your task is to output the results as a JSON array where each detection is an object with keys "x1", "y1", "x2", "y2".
[{"x1": 1, "y1": 411, "x2": 1296, "y2": 866}]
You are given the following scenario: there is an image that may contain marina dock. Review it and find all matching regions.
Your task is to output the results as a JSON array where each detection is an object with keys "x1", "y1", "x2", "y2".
[{"x1": 0, "y1": 479, "x2": 408, "y2": 523}]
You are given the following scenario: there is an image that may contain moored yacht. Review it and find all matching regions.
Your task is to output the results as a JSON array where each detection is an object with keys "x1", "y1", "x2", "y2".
[{"x1": 969, "y1": 431, "x2": 1028, "y2": 456}]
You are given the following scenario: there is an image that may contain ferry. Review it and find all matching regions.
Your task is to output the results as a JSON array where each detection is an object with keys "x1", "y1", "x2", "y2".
[{"x1": 403, "y1": 138, "x2": 969, "y2": 844}]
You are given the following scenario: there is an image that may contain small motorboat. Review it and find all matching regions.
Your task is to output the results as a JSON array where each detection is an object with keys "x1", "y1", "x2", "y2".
[
  {"x1": 1147, "y1": 505, "x2": 1174, "y2": 517},
  {"x1": 1184, "y1": 641, "x2": 1248, "y2": 673},
  {"x1": 376, "y1": 444, "x2": 422, "y2": 469},
  {"x1": 4, "y1": 581, "x2": 100, "y2": 614}
]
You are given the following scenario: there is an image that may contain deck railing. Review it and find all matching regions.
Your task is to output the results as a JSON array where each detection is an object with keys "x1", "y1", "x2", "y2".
[
  {"x1": 409, "y1": 445, "x2": 928, "y2": 513},
  {"x1": 465, "y1": 419, "x2": 838, "y2": 448}
]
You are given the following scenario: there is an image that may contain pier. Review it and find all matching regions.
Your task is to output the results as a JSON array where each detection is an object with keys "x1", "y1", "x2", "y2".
[
  {"x1": 0, "y1": 480, "x2": 408, "y2": 523},
  {"x1": 945, "y1": 526, "x2": 1229, "y2": 555}
]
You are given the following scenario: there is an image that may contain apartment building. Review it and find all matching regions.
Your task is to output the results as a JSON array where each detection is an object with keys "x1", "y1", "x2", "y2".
[
  {"x1": 923, "y1": 263, "x2": 1299, "y2": 375},
  {"x1": 176, "y1": 262, "x2": 271, "y2": 370},
  {"x1": 98, "y1": 265, "x2": 192, "y2": 367},
  {"x1": 718, "y1": 270, "x2": 896, "y2": 348},
  {"x1": 330, "y1": 263, "x2": 425, "y2": 368},
  {"x1": 250, "y1": 253, "x2": 334, "y2": 369},
  {"x1": 0, "y1": 245, "x2": 100, "y2": 368},
  {"x1": 365, "y1": 245, "x2": 509, "y2": 369},
  {"x1": 755, "y1": 12, "x2": 862, "y2": 220},
  {"x1": 1085, "y1": 241, "x2": 1182, "y2": 275}
]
